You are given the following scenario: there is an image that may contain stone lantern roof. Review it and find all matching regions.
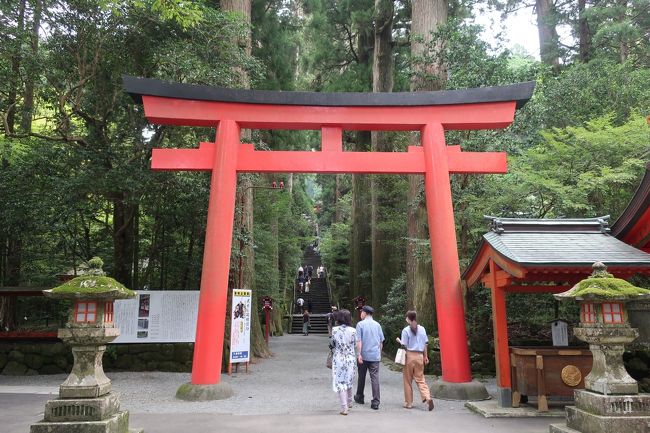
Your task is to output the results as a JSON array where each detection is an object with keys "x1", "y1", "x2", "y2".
[
  {"x1": 554, "y1": 262, "x2": 650, "y2": 302},
  {"x1": 44, "y1": 257, "x2": 135, "y2": 300}
]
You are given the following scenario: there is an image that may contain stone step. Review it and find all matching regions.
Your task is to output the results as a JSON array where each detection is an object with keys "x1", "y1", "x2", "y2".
[
  {"x1": 565, "y1": 405, "x2": 650, "y2": 433},
  {"x1": 548, "y1": 424, "x2": 581, "y2": 433}
]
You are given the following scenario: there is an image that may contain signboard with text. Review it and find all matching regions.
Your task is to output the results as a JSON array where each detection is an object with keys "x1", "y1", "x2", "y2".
[
  {"x1": 230, "y1": 289, "x2": 252, "y2": 363},
  {"x1": 113, "y1": 291, "x2": 199, "y2": 343}
]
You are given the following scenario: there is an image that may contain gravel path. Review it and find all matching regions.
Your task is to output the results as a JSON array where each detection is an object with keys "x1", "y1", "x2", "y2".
[
  {"x1": 0, "y1": 333, "x2": 494, "y2": 415},
  {"x1": 1, "y1": 334, "x2": 560, "y2": 433}
]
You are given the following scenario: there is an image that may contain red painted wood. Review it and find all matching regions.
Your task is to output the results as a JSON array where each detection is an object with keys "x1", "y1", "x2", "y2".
[
  {"x1": 191, "y1": 120, "x2": 240, "y2": 385},
  {"x1": 142, "y1": 96, "x2": 516, "y2": 130},
  {"x1": 0, "y1": 331, "x2": 58, "y2": 340},
  {"x1": 152, "y1": 143, "x2": 507, "y2": 175},
  {"x1": 141, "y1": 92, "x2": 524, "y2": 387},
  {"x1": 321, "y1": 127, "x2": 343, "y2": 152},
  {"x1": 490, "y1": 260, "x2": 511, "y2": 389},
  {"x1": 422, "y1": 123, "x2": 472, "y2": 383},
  {"x1": 505, "y1": 285, "x2": 571, "y2": 294},
  {"x1": 619, "y1": 209, "x2": 650, "y2": 248}
]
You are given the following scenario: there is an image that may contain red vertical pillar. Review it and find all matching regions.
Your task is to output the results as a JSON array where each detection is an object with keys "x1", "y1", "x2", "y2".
[
  {"x1": 191, "y1": 120, "x2": 240, "y2": 385},
  {"x1": 489, "y1": 259, "x2": 511, "y2": 405},
  {"x1": 421, "y1": 122, "x2": 472, "y2": 383}
]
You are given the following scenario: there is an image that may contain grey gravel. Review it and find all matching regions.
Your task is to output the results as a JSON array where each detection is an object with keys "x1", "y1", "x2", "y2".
[
  {"x1": 1, "y1": 333, "x2": 494, "y2": 415},
  {"x1": 1, "y1": 334, "x2": 559, "y2": 433}
]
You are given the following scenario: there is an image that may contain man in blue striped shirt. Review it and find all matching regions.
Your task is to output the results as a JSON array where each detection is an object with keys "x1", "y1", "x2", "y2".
[{"x1": 354, "y1": 305, "x2": 384, "y2": 410}]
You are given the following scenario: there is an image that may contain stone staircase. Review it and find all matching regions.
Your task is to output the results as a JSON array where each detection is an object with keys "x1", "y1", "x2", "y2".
[{"x1": 291, "y1": 245, "x2": 331, "y2": 335}]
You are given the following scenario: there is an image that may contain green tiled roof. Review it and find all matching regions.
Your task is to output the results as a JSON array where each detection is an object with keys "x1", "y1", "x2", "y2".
[{"x1": 482, "y1": 216, "x2": 650, "y2": 266}]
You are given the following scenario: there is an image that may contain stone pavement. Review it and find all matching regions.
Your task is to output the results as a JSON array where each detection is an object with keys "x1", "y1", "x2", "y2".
[{"x1": 0, "y1": 333, "x2": 560, "y2": 432}]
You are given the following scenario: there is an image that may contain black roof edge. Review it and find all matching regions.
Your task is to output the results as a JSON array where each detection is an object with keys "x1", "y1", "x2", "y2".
[{"x1": 122, "y1": 76, "x2": 536, "y2": 109}]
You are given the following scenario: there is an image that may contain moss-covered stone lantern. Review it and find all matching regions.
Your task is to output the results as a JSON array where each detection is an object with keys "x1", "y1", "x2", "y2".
[
  {"x1": 550, "y1": 262, "x2": 650, "y2": 433},
  {"x1": 30, "y1": 257, "x2": 143, "y2": 433}
]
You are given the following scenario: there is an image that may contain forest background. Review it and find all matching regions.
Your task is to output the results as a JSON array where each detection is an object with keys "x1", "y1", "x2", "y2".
[{"x1": 0, "y1": 0, "x2": 649, "y2": 369}]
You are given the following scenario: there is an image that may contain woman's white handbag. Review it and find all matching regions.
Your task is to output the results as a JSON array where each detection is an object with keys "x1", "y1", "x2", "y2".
[{"x1": 395, "y1": 348, "x2": 406, "y2": 365}]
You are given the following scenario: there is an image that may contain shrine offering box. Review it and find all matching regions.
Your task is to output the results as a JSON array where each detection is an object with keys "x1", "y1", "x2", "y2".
[{"x1": 510, "y1": 346, "x2": 593, "y2": 411}]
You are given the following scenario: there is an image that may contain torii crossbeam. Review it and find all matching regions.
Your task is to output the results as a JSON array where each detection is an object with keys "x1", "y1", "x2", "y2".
[{"x1": 124, "y1": 76, "x2": 535, "y2": 392}]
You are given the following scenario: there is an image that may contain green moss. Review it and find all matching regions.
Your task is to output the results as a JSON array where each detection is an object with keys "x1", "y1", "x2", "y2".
[
  {"x1": 47, "y1": 276, "x2": 135, "y2": 299},
  {"x1": 560, "y1": 277, "x2": 650, "y2": 300}
]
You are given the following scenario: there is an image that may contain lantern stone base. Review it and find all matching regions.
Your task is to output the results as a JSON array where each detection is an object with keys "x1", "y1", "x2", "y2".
[
  {"x1": 44, "y1": 392, "x2": 121, "y2": 422},
  {"x1": 549, "y1": 390, "x2": 650, "y2": 433},
  {"x1": 31, "y1": 409, "x2": 143, "y2": 433},
  {"x1": 30, "y1": 392, "x2": 143, "y2": 433},
  {"x1": 429, "y1": 379, "x2": 490, "y2": 401},
  {"x1": 175, "y1": 382, "x2": 234, "y2": 401}
]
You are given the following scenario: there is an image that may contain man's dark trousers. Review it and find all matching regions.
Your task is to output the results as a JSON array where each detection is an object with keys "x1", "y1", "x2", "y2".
[{"x1": 355, "y1": 361, "x2": 380, "y2": 406}]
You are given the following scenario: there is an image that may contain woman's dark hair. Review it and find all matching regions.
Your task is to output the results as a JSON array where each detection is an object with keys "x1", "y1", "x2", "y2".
[
  {"x1": 406, "y1": 310, "x2": 418, "y2": 335},
  {"x1": 337, "y1": 309, "x2": 352, "y2": 326}
]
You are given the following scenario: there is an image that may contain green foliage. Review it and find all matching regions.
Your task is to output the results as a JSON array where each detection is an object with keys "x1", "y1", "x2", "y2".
[
  {"x1": 320, "y1": 221, "x2": 350, "y2": 290},
  {"x1": 380, "y1": 274, "x2": 407, "y2": 356},
  {"x1": 491, "y1": 114, "x2": 647, "y2": 219}
]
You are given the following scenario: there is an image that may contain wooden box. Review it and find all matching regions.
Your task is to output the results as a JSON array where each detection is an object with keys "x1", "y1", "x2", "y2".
[{"x1": 510, "y1": 346, "x2": 593, "y2": 411}]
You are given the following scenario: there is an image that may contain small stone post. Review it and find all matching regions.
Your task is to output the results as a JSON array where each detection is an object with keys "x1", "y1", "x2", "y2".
[
  {"x1": 30, "y1": 257, "x2": 143, "y2": 433},
  {"x1": 550, "y1": 262, "x2": 650, "y2": 433}
]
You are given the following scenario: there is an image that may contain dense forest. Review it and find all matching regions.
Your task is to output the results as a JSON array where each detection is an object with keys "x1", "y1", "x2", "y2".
[{"x1": 1, "y1": 0, "x2": 649, "y2": 364}]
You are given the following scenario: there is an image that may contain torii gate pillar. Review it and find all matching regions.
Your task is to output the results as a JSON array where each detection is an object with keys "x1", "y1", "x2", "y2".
[{"x1": 124, "y1": 76, "x2": 535, "y2": 401}]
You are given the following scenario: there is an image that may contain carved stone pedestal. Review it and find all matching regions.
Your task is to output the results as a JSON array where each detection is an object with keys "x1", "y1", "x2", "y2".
[{"x1": 550, "y1": 390, "x2": 650, "y2": 433}]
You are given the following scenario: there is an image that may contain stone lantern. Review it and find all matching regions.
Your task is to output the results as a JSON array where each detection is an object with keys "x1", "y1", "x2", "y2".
[
  {"x1": 550, "y1": 262, "x2": 650, "y2": 433},
  {"x1": 30, "y1": 257, "x2": 143, "y2": 433}
]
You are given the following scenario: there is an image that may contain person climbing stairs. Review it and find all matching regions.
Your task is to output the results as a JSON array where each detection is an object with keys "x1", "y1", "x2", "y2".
[{"x1": 291, "y1": 244, "x2": 331, "y2": 334}]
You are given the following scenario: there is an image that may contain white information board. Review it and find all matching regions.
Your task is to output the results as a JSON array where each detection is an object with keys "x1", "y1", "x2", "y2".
[
  {"x1": 113, "y1": 290, "x2": 199, "y2": 343},
  {"x1": 551, "y1": 320, "x2": 569, "y2": 347},
  {"x1": 229, "y1": 289, "x2": 252, "y2": 363}
]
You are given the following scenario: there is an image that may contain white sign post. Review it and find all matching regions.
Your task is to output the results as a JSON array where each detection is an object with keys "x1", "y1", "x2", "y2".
[{"x1": 229, "y1": 289, "x2": 252, "y2": 370}]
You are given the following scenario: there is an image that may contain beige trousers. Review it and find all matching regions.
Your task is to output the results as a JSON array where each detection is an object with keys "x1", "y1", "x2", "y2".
[{"x1": 403, "y1": 351, "x2": 431, "y2": 405}]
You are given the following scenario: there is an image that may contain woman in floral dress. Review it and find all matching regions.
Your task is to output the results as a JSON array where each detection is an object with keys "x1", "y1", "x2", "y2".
[{"x1": 330, "y1": 309, "x2": 357, "y2": 415}]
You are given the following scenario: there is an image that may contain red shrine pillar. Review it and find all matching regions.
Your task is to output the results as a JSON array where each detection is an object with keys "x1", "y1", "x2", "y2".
[
  {"x1": 192, "y1": 120, "x2": 240, "y2": 385},
  {"x1": 421, "y1": 122, "x2": 472, "y2": 383}
]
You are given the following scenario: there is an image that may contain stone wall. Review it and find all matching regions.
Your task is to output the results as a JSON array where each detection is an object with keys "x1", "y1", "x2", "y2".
[{"x1": 0, "y1": 341, "x2": 194, "y2": 375}]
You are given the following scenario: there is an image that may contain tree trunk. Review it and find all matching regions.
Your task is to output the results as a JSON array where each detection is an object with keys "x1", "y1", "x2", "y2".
[
  {"x1": 406, "y1": 0, "x2": 448, "y2": 332},
  {"x1": 578, "y1": 0, "x2": 591, "y2": 63},
  {"x1": 112, "y1": 193, "x2": 136, "y2": 288},
  {"x1": 535, "y1": 0, "x2": 560, "y2": 68},
  {"x1": 6, "y1": 0, "x2": 27, "y2": 134},
  {"x1": 370, "y1": 0, "x2": 396, "y2": 308},
  {"x1": 617, "y1": 0, "x2": 629, "y2": 63},
  {"x1": 349, "y1": 17, "x2": 374, "y2": 302},
  {"x1": 221, "y1": 0, "x2": 269, "y2": 359},
  {"x1": 132, "y1": 208, "x2": 140, "y2": 290},
  {"x1": 350, "y1": 132, "x2": 373, "y2": 301},
  {"x1": 334, "y1": 174, "x2": 342, "y2": 223},
  {"x1": 21, "y1": 0, "x2": 41, "y2": 133},
  {"x1": 181, "y1": 220, "x2": 196, "y2": 290},
  {"x1": 0, "y1": 238, "x2": 21, "y2": 330}
]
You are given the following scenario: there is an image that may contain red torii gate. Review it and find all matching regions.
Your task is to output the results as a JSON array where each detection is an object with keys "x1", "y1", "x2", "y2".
[{"x1": 124, "y1": 76, "x2": 535, "y2": 394}]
